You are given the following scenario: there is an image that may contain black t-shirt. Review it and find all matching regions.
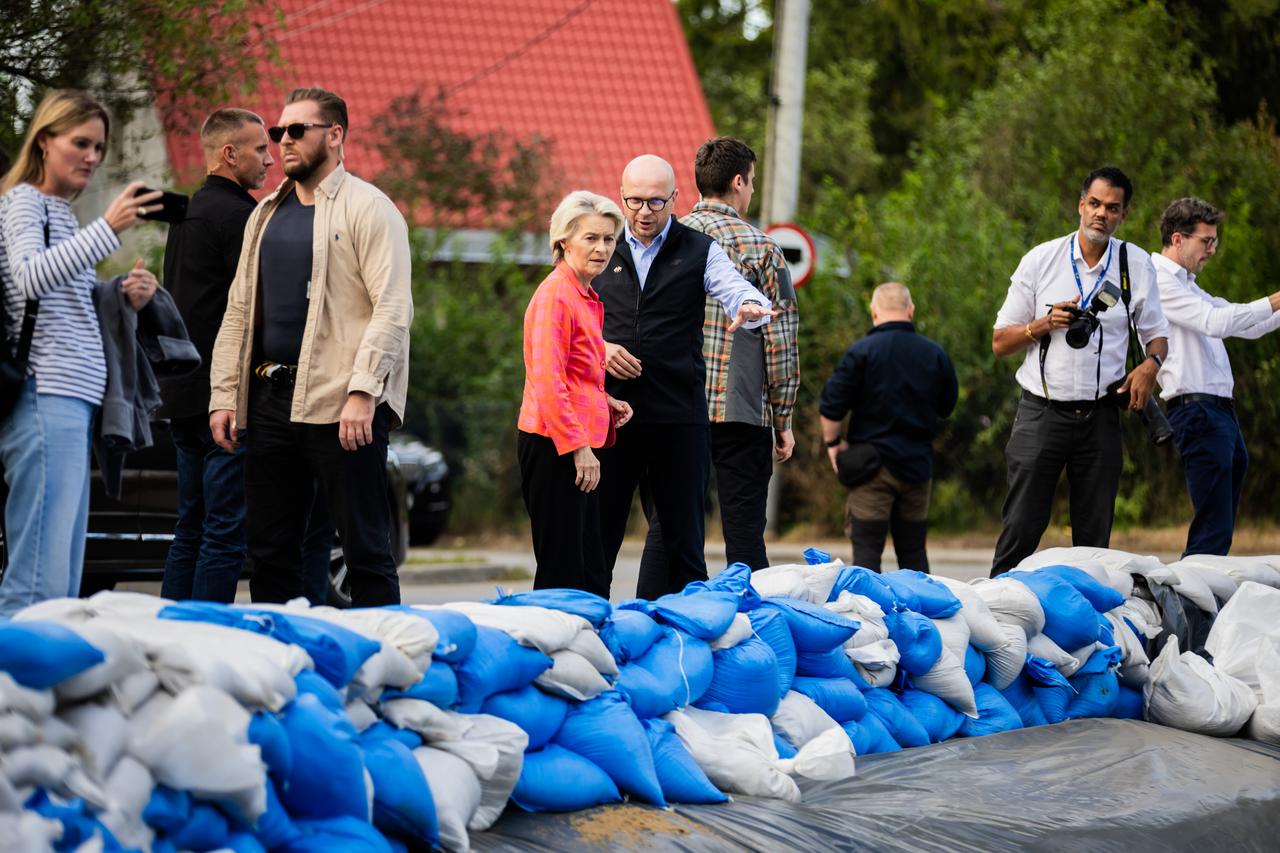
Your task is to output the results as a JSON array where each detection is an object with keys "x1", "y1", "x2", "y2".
[{"x1": 257, "y1": 189, "x2": 314, "y2": 364}]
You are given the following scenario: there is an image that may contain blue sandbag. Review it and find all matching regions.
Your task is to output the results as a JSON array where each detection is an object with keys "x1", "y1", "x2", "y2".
[
  {"x1": 490, "y1": 588, "x2": 611, "y2": 627},
  {"x1": 600, "y1": 609, "x2": 664, "y2": 665},
  {"x1": 1001, "y1": 674, "x2": 1050, "y2": 728},
  {"x1": 643, "y1": 718, "x2": 728, "y2": 804},
  {"x1": 686, "y1": 562, "x2": 762, "y2": 612},
  {"x1": 1098, "y1": 615, "x2": 1115, "y2": 647},
  {"x1": 358, "y1": 721, "x2": 422, "y2": 750},
  {"x1": 511, "y1": 745, "x2": 621, "y2": 812},
  {"x1": 898, "y1": 689, "x2": 966, "y2": 742},
  {"x1": 391, "y1": 607, "x2": 476, "y2": 664},
  {"x1": 749, "y1": 607, "x2": 797, "y2": 698},
  {"x1": 381, "y1": 660, "x2": 458, "y2": 708},
  {"x1": 774, "y1": 729, "x2": 799, "y2": 758},
  {"x1": 225, "y1": 832, "x2": 267, "y2": 853},
  {"x1": 795, "y1": 646, "x2": 863, "y2": 682},
  {"x1": 760, "y1": 597, "x2": 859, "y2": 653},
  {"x1": 843, "y1": 713, "x2": 901, "y2": 754},
  {"x1": 25, "y1": 790, "x2": 122, "y2": 851},
  {"x1": 283, "y1": 817, "x2": 394, "y2": 853},
  {"x1": 280, "y1": 693, "x2": 367, "y2": 820},
  {"x1": 863, "y1": 688, "x2": 930, "y2": 747},
  {"x1": 828, "y1": 566, "x2": 901, "y2": 612},
  {"x1": 697, "y1": 635, "x2": 780, "y2": 715},
  {"x1": 362, "y1": 737, "x2": 438, "y2": 846},
  {"x1": 624, "y1": 627, "x2": 714, "y2": 712},
  {"x1": 625, "y1": 588, "x2": 740, "y2": 641},
  {"x1": 480, "y1": 684, "x2": 570, "y2": 750},
  {"x1": 1067, "y1": 670, "x2": 1120, "y2": 720},
  {"x1": 142, "y1": 786, "x2": 190, "y2": 835},
  {"x1": 963, "y1": 644, "x2": 987, "y2": 687},
  {"x1": 294, "y1": 669, "x2": 345, "y2": 713},
  {"x1": 1009, "y1": 572, "x2": 1100, "y2": 651},
  {"x1": 1114, "y1": 685, "x2": 1144, "y2": 720},
  {"x1": 884, "y1": 611, "x2": 943, "y2": 676},
  {"x1": 961, "y1": 682, "x2": 1025, "y2": 737},
  {"x1": 254, "y1": 780, "x2": 301, "y2": 850},
  {"x1": 452, "y1": 625, "x2": 554, "y2": 712},
  {"x1": 1021, "y1": 653, "x2": 1073, "y2": 724},
  {"x1": 882, "y1": 570, "x2": 962, "y2": 618},
  {"x1": 792, "y1": 676, "x2": 868, "y2": 722},
  {"x1": 160, "y1": 602, "x2": 379, "y2": 689},
  {"x1": 554, "y1": 691, "x2": 666, "y2": 806},
  {"x1": 248, "y1": 711, "x2": 292, "y2": 788},
  {"x1": 1031, "y1": 564, "x2": 1125, "y2": 613},
  {"x1": 616, "y1": 662, "x2": 677, "y2": 720},
  {"x1": 0, "y1": 621, "x2": 105, "y2": 689},
  {"x1": 169, "y1": 802, "x2": 229, "y2": 852},
  {"x1": 804, "y1": 546, "x2": 833, "y2": 564}
]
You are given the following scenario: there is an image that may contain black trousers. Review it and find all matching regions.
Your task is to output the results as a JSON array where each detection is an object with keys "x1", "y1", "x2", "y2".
[
  {"x1": 641, "y1": 422, "x2": 773, "y2": 579},
  {"x1": 990, "y1": 395, "x2": 1122, "y2": 576},
  {"x1": 597, "y1": 423, "x2": 710, "y2": 600},
  {"x1": 244, "y1": 378, "x2": 399, "y2": 606},
  {"x1": 517, "y1": 430, "x2": 608, "y2": 598}
]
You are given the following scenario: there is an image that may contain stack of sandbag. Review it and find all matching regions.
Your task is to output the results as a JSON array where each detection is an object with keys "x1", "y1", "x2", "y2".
[{"x1": 1202, "y1": 582, "x2": 1280, "y2": 743}]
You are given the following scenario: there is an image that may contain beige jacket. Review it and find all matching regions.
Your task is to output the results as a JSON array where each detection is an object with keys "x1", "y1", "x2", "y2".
[{"x1": 209, "y1": 164, "x2": 412, "y2": 428}]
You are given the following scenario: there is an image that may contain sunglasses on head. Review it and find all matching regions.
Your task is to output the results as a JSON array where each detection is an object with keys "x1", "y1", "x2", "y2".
[{"x1": 267, "y1": 122, "x2": 336, "y2": 143}]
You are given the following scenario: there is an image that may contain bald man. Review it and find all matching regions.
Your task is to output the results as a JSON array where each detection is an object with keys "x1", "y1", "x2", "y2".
[
  {"x1": 819, "y1": 283, "x2": 958, "y2": 572},
  {"x1": 158, "y1": 108, "x2": 274, "y2": 602},
  {"x1": 593, "y1": 155, "x2": 775, "y2": 599}
]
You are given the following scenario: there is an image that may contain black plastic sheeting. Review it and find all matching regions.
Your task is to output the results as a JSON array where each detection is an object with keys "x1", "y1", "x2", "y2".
[{"x1": 475, "y1": 720, "x2": 1280, "y2": 852}]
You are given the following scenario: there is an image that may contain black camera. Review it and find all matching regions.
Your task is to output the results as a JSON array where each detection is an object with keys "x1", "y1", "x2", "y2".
[
  {"x1": 1110, "y1": 382, "x2": 1175, "y2": 446},
  {"x1": 1064, "y1": 281, "x2": 1123, "y2": 348}
]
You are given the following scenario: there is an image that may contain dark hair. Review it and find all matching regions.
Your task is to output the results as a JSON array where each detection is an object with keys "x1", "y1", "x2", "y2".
[
  {"x1": 1160, "y1": 197, "x2": 1224, "y2": 246},
  {"x1": 1080, "y1": 165, "x2": 1134, "y2": 209},
  {"x1": 694, "y1": 137, "x2": 756, "y2": 198},
  {"x1": 286, "y1": 87, "x2": 348, "y2": 137},
  {"x1": 199, "y1": 108, "x2": 263, "y2": 150}
]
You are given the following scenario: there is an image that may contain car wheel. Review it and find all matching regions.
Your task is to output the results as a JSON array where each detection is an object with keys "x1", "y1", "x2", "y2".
[{"x1": 327, "y1": 548, "x2": 353, "y2": 609}]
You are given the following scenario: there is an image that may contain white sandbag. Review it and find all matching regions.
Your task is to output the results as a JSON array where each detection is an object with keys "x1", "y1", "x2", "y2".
[
  {"x1": 1168, "y1": 560, "x2": 1239, "y2": 604},
  {"x1": 0, "y1": 772, "x2": 20, "y2": 812},
  {"x1": 912, "y1": 645, "x2": 978, "y2": 717},
  {"x1": 0, "y1": 745, "x2": 107, "y2": 809},
  {"x1": 931, "y1": 576, "x2": 1006, "y2": 651},
  {"x1": 13, "y1": 590, "x2": 169, "y2": 624},
  {"x1": 751, "y1": 560, "x2": 842, "y2": 604},
  {"x1": 776, "y1": 725, "x2": 856, "y2": 781},
  {"x1": 305, "y1": 603, "x2": 439, "y2": 670},
  {"x1": 710, "y1": 613, "x2": 755, "y2": 651},
  {"x1": 1104, "y1": 610, "x2": 1149, "y2": 669},
  {"x1": 1115, "y1": 597, "x2": 1162, "y2": 640},
  {"x1": 771, "y1": 690, "x2": 842, "y2": 750},
  {"x1": 60, "y1": 701, "x2": 129, "y2": 781},
  {"x1": 1205, "y1": 582, "x2": 1280, "y2": 693},
  {"x1": 565, "y1": 627, "x2": 619, "y2": 678},
  {"x1": 1161, "y1": 563, "x2": 1220, "y2": 614},
  {"x1": 971, "y1": 577, "x2": 1045, "y2": 638},
  {"x1": 932, "y1": 615, "x2": 971, "y2": 660},
  {"x1": 380, "y1": 698, "x2": 466, "y2": 743},
  {"x1": 414, "y1": 746, "x2": 481, "y2": 853},
  {"x1": 826, "y1": 592, "x2": 889, "y2": 648},
  {"x1": 431, "y1": 712, "x2": 527, "y2": 831},
  {"x1": 437, "y1": 602, "x2": 587, "y2": 655},
  {"x1": 855, "y1": 661, "x2": 898, "y2": 689},
  {"x1": 109, "y1": 669, "x2": 160, "y2": 716},
  {"x1": 1027, "y1": 633, "x2": 1082, "y2": 678},
  {"x1": 534, "y1": 650, "x2": 611, "y2": 701},
  {"x1": 666, "y1": 708, "x2": 800, "y2": 802},
  {"x1": 982, "y1": 622, "x2": 1027, "y2": 690},
  {"x1": 37, "y1": 716, "x2": 79, "y2": 751},
  {"x1": 1068, "y1": 642, "x2": 1105, "y2": 674},
  {"x1": 0, "y1": 673, "x2": 54, "y2": 721},
  {"x1": 261, "y1": 604, "x2": 419, "y2": 697},
  {"x1": 93, "y1": 617, "x2": 308, "y2": 711},
  {"x1": 1145, "y1": 635, "x2": 1256, "y2": 737},
  {"x1": 1016, "y1": 546, "x2": 1177, "y2": 586},
  {"x1": 128, "y1": 685, "x2": 266, "y2": 823},
  {"x1": 1180, "y1": 554, "x2": 1280, "y2": 589},
  {"x1": 0, "y1": 812, "x2": 61, "y2": 853},
  {"x1": 0, "y1": 713, "x2": 37, "y2": 751},
  {"x1": 1244, "y1": 635, "x2": 1280, "y2": 745},
  {"x1": 1009, "y1": 557, "x2": 1134, "y2": 599},
  {"x1": 345, "y1": 698, "x2": 379, "y2": 732},
  {"x1": 845, "y1": 638, "x2": 900, "y2": 669},
  {"x1": 99, "y1": 756, "x2": 154, "y2": 851},
  {"x1": 53, "y1": 621, "x2": 149, "y2": 704}
]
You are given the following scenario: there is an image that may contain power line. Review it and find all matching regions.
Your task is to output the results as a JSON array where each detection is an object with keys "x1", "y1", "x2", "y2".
[{"x1": 445, "y1": 0, "x2": 594, "y2": 98}]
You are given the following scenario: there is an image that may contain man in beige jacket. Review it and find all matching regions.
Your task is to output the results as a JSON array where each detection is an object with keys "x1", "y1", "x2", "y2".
[{"x1": 209, "y1": 87, "x2": 412, "y2": 606}]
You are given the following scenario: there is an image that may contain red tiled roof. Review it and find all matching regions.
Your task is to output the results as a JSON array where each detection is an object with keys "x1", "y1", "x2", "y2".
[{"x1": 162, "y1": 0, "x2": 716, "y2": 219}]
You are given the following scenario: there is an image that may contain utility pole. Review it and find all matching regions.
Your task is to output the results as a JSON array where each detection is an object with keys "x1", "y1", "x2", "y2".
[{"x1": 762, "y1": 0, "x2": 809, "y2": 537}]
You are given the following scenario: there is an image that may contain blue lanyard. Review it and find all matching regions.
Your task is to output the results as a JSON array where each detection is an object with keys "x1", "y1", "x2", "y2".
[{"x1": 1068, "y1": 238, "x2": 1112, "y2": 310}]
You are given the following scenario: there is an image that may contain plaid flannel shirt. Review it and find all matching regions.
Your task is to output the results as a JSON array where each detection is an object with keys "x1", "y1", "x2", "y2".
[{"x1": 681, "y1": 200, "x2": 800, "y2": 431}]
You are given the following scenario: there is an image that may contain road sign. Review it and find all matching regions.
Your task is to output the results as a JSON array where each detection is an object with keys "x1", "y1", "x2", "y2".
[{"x1": 765, "y1": 222, "x2": 816, "y2": 288}]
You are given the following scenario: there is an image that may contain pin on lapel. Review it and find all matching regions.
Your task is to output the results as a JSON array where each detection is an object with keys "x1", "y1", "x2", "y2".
[{"x1": 613, "y1": 266, "x2": 622, "y2": 273}]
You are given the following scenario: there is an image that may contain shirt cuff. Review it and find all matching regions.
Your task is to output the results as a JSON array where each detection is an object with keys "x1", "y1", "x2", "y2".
[{"x1": 348, "y1": 371, "x2": 385, "y2": 398}]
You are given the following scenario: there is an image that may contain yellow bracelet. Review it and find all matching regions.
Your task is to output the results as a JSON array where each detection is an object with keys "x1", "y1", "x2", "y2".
[{"x1": 1025, "y1": 323, "x2": 1036, "y2": 341}]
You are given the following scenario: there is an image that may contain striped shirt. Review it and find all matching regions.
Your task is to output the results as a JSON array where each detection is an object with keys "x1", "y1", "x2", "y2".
[
  {"x1": 1, "y1": 183, "x2": 117, "y2": 405},
  {"x1": 681, "y1": 200, "x2": 800, "y2": 430}
]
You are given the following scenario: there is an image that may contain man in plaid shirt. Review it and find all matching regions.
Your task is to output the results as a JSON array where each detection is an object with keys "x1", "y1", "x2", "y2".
[{"x1": 640, "y1": 137, "x2": 800, "y2": 572}]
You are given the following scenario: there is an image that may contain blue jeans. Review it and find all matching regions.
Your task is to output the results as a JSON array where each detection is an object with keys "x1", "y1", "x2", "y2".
[
  {"x1": 0, "y1": 381, "x2": 96, "y2": 616},
  {"x1": 1170, "y1": 400, "x2": 1248, "y2": 557},
  {"x1": 159, "y1": 414, "x2": 247, "y2": 602}
]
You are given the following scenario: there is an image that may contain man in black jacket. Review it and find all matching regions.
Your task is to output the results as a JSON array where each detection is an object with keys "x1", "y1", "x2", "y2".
[
  {"x1": 593, "y1": 155, "x2": 774, "y2": 599},
  {"x1": 158, "y1": 108, "x2": 273, "y2": 602},
  {"x1": 819, "y1": 282, "x2": 958, "y2": 572}
]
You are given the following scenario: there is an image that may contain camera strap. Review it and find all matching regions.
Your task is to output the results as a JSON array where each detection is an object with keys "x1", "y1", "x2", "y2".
[
  {"x1": 1118, "y1": 241, "x2": 1145, "y2": 371},
  {"x1": 1038, "y1": 237, "x2": 1109, "y2": 405}
]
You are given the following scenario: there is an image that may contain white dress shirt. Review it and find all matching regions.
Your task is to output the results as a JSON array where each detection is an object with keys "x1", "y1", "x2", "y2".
[
  {"x1": 995, "y1": 232, "x2": 1169, "y2": 401},
  {"x1": 1152, "y1": 251, "x2": 1280, "y2": 399}
]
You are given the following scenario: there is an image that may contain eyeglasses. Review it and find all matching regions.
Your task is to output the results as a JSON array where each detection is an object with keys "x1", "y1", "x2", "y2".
[
  {"x1": 1181, "y1": 232, "x2": 1219, "y2": 250},
  {"x1": 267, "y1": 122, "x2": 336, "y2": 143},
  {"x1": 622, "y1": 193, "x2": 675, "y2": 212}
]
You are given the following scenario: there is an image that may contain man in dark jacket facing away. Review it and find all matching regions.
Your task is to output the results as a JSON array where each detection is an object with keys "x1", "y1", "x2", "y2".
[
  {"x1": 158, "y1": 108, "x2": 273, "y2": 602},
  {"x1": 819, "y1": 282, "x2": 958, "y2": 572}
]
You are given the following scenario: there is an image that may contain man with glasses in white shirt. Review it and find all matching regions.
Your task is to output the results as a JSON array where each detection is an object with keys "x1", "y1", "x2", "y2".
[
  {"x1": 1153, "y1": 197, "x2": 1280, "y2": 557},
  {"x1": 989, "y1": 166, "x2": 1169, "y2": 575}
]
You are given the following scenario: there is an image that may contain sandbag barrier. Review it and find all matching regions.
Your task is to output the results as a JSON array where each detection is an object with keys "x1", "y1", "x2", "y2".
[{"x1": 0, "y1": 547, "x2": 1277, "y2": 852}]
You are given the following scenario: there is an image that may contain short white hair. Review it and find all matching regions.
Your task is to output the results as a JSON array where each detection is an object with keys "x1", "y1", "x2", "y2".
[
  {"x1": 549, "y1": 191, "x2": 624, "y2": 263},
  {"x1": 871, "y1": 281, "x2": 913, "y2": 312}
]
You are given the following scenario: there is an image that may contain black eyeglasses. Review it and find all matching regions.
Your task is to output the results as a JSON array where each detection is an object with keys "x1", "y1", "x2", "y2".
[
  {"x1": 267, "y1": 122, "x2": 336, "y2": 143},
  {"x1": 1180, "y1": 232, "x2": 1219, "y2": 250},
  {"x1": 622, "y1": 193, "x2": 675, "y2": 212}
]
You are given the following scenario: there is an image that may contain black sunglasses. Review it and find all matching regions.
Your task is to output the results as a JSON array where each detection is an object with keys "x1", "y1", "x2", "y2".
[{"x1": 267, "y1": 122, "x2": 336, "y2": 143}]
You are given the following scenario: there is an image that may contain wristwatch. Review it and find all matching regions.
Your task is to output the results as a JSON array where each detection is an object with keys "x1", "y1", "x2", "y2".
[{"x1": 825, "y1": 436, "x2": 843, "y2": 448}]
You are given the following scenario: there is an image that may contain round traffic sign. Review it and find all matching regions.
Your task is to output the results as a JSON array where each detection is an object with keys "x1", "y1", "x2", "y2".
[{"x1": 765, "y1": 222, "x2": 817, "y2": 288}]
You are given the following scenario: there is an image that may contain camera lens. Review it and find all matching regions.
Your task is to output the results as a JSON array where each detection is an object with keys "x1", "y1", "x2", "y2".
[{"x1": 1064, "y1": 316, "x2": 1096, "y2": 349}]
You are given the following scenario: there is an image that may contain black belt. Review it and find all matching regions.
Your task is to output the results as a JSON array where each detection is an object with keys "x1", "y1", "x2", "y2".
[
  {"x1": 1168, "y1": 393, "x2": 1233, "y2": 412},
  {"x1": 1020, "y1": 389, "x2": 1114, "y2": 413},
  {"x1": 253, "y1": 362, "x2": 297, "y2": 386}
]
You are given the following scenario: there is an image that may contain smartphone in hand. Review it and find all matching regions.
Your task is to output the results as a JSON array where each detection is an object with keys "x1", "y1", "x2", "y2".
[{"x1": 133, "y1": 187, "x2": 189, "y2": 224}]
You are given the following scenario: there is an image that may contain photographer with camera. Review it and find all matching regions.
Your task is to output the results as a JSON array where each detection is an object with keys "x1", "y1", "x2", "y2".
[
  {"x1": 989, "y1": 166, "x2": 1168, "y2": 575},
  {"x1": 1153, "y1": 198, "x2": 1280, "y2": 558}
]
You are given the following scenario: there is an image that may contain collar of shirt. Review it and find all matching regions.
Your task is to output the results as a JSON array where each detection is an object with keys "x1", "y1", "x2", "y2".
[
  {"x1": 1071, "y1": 231, "x2": 1113, "y2": 273},
  {"x1": 868, "y1": 320, "x2": 915, "y2": 336},
  {"x1": 623, "y1": 217, "x2": 673, "y2": 289},
  {"x1": 691, "y1": 199, "x2": 742, "y2": 221},
  {"x1": 1151, "y1": 250, "x2": 1192, "y2": 287},
  {"x1": 203, "y1": 174, "x2": 256, "y2": 206},
  {"x1": 555, "y1": 261, "x2": 601, "y2": 303}
]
